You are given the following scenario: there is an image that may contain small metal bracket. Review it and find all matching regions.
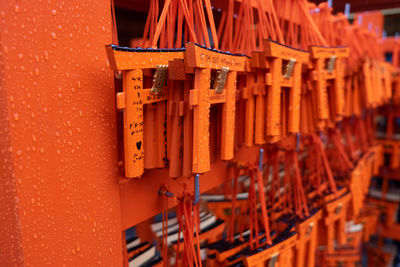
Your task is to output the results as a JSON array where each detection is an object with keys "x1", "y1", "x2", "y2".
[
  {"x1": 337, "y1": 260, "x2": 345, "y2": 267},
  {"x1": 269, "y1": 253, "x2": 279, "y2": 267},
  {"x1": 259, "y1": 148, "x2": 264, "y2": 171},
  {"x1": 306, "y1": 222, "x2": 314, "y2": 236},
  {"x1": 327, "y1": 55, "x2": 336, "y2": 74},
  {"x1": 213, "y1": 67, "x2": 229, "y2": 94},
  {"x1": 159, "y1": 188, "x2": 174, "y2": 198},
  {"x1": 335, "y1": 203, "x2": 343, "y2": 214},
  {"x1": 283, "y1": 58, "x2": 296, "y2": 80},
  {"x1": 151, "y1": 65, "x2": 168, "y2": 94}
]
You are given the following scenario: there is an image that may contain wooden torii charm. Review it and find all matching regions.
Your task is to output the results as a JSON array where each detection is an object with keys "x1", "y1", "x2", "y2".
[
  {"x1": 244, "y1": 232, "x2": 298, "y2": 267},
  {"x1": 264, "y1": 39, "x2": 310, "y2": 143},
  {"x1": 106, "y1": 45, "x2": 184, "y2": 178},
  {"x1": 322, "y1": 192, "x2": 352, "y2": 254},
  {"x1": 185, "y1": 43, "x2": 246, "y2": 174},
  {"x1": 310, "y1": 46, "x2": 349, "y2": 129},
  {"x1": 295, "y1": 209, "x2": 322, "y2": 267}
]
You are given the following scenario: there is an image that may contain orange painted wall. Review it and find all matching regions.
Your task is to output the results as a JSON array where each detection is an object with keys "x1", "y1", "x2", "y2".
[{"x1": 0, "y1": 1, "x2": 123, "y2": 266}]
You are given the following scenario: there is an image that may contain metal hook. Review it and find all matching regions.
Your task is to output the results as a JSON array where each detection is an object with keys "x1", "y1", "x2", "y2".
[
  {"x1": 193, "y1": 173, "x2": 200, "y2": 205},
  {"x1": 344, "y1": 3, "x2": 351, "y2": 18},
  {"x1": 159, "y1": 187, "x2": 174, "y2": 198},
  {"x1": 259, "y1": 148, "x2": 264, "y2": 171}
]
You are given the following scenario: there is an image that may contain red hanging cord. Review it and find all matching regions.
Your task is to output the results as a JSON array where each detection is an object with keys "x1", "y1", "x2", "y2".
[
  {"x1": 254, "y1": 167, "x2": 272, "y2": 245},
  {"x1": 228, "y1": 167, "x2": 239, "y2": 242},
  {"x1": 110, "y1": 0, "x2": 119, "y2": 45}
]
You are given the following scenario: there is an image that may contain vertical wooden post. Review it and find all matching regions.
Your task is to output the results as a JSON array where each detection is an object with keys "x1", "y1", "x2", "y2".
[
  {"x1": 0, "y1": 1, "x2": 123, "y2": 265},
  {"x1": 123, "y1": 69, "x2": 145, "y2": 177},
  {"x1": 288, "y1": 63, "x2": 302, "y2": 133},
  {"x1": 255, "y1": 70, "x2": 266, "y2": 144},
  {"x1": 192, "y1": 68, "x2": 211, "y2": 173},
  {"x1": 244, "y1": 73, "x2": 255, "y2": 147},
  {"x1": 333, "y1": 57, "x2": 345, "y2": 120},
  {"x1": 315, "y1": 58, "x2": 329, "y2": 121},
  {"x1": 267, "y1": 57, "x2": 282, "y2": 138},
  {"x1": 221, "y1": 71, "x2": 237, "y2": 160}
]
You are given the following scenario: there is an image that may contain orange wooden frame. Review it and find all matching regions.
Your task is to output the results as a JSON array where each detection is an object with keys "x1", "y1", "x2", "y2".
[
  {"x1": 244, "y1": 233, "x2": 298, "y2": 267},
  {"x1": 106, "y1": 45, "x2": 185, "y2": 178},
  {"x1": 185, "y1": 43, "x2": 246, "y2": 173},
  {"x1": 322, "y1": 192, "x2": 351, "y2": 253},
  {"x1": 296, "y1": 209, "x2": 322, "y2": 267},
  {"x1": 310, "y1": 46, "x2": 349, "y2": 128},
  {"x1": 263, "y1": 40, "x2": 309, "y2": 142}
]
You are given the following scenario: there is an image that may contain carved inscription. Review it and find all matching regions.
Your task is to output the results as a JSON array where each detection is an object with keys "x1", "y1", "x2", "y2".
[{"x1": 130, "y1": 72, "x2": 144, "y2": 165}]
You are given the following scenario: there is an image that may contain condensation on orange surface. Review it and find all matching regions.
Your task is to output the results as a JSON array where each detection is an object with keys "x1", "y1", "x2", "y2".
[{"x1": 0, "y1": 1, "x2": 122, "y2": 266}]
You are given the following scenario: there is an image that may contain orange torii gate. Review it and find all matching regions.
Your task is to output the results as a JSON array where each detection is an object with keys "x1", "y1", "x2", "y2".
[
  {"x1": 263, "y1": 40, "x2": 309, "y2": 143},
  {"x1": 310, "y1": 46, "x2": 349, "y2": 129},
  {"x1": 185, "y1": 43, "x2": 246, "y2": 173},
  {"x1": 106, "y1": 45, "x2": 184, "y2": 178},
  {"x1": 296, "y1": 210, "x2": 322, "y2": 267},
  {"x1": 244, "y1": 233, "x2": 298, "y2": 267}
]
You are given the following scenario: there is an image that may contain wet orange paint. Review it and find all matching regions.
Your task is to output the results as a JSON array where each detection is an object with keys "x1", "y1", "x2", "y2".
[{"x1": 0, "y1": 1, "x2": 122, "y2": 265}]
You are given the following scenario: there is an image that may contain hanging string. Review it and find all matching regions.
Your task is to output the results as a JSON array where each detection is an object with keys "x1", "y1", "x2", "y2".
[
  {"x1": 254, "y1": 166, "x2": 272, "y2": 245},
  {"x1": 228, "y1": 167, "x2": 239, "y2": 243},
  {"x1": 161, "y1": 186, "x2": 170, "y2": 267},
  {"x1": 292, "y1": 151, "x2": 310, "y2": 218},
  {"x1": 110, "y1": 0, "x2": 119, "y2": 45}
]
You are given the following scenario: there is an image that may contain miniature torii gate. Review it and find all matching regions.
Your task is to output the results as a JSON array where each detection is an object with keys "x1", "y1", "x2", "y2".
[
  {"x1": 296, "y1": 209, "x2": 322, "y2": 267},
  {"x1": 310, "y1": 46, "x2": 349, "y2": 129},
  {"x1": 106, "y1": 45, "x2": 184, "y2": 178},
  {"x1": 264, "y1": 39, "x2": 309, "y2": 143},
  {"x1": 323, "y1": 192, "x2": 352, "y2": 253},
  {"x1": 185, "y1": 43, "x2": 246, "y2": 173},
  {"x1": 244, "y1": 233, "x2": 298, "y2": 267}
]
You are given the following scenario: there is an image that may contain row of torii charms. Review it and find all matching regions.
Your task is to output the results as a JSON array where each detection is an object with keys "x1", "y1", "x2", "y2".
[{"x1": 106, "y1": 40, "x2": 349, "y2": 179}]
